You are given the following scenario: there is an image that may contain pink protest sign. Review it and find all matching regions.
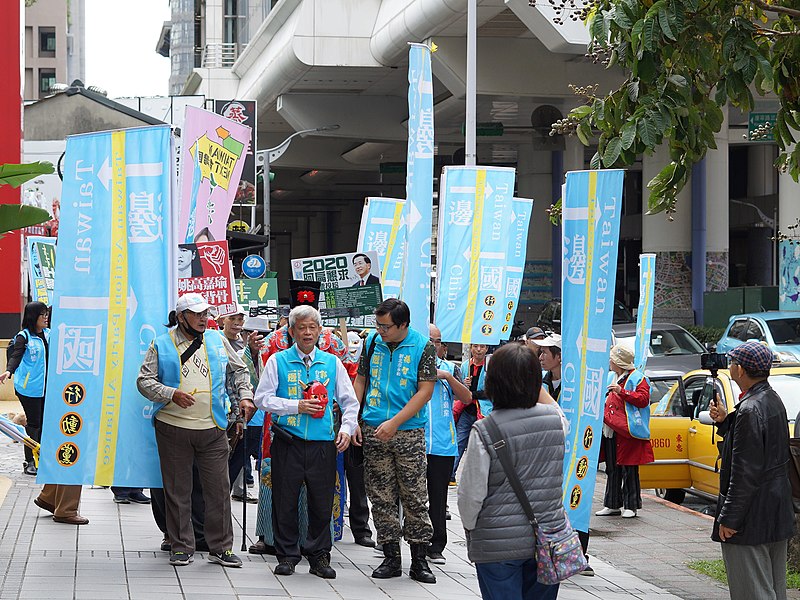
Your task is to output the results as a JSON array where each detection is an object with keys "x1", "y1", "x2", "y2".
[{"x1": 178, "y1": 105, "x2": 251, "y2": 244}]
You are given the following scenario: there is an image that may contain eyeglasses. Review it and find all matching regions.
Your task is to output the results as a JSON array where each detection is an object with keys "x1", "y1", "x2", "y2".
[{"x1": 375, "y1": 322, "x2": 396, "y2": 333}]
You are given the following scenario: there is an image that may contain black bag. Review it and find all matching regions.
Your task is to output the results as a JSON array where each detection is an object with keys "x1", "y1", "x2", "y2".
[
  {"x1": 6, "y1": 331, "x2": 27, "y2": 364},
  {"x1": 787, "y1": 438, "x2": 800, "y2": 512}
]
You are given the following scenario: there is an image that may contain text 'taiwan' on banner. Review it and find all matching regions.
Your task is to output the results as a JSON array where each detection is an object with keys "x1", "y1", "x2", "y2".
[
  {"x1": 500, "y1": 198, "x2": 534, "y2": 341},
  {"x1": 559, "y1": 169, "x2": 625, "y2": 533}
]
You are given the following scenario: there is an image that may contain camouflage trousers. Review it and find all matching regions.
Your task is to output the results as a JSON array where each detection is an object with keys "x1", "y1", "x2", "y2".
[{"x1": 362, "y1": 424, "x2": 433, "y2": 545}]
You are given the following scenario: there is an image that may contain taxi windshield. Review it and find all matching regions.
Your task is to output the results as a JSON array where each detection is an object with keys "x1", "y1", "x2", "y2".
[{"x1": 729, "y1": 374, "x2": 800, "y2": 419}]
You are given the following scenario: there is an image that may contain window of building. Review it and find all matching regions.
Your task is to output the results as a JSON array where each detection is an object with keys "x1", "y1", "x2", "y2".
[
  {"x1": 39, "y1": 69, "x2": 56, "y2": 96},
  {"x1": 39, "y1": 27, "x2": 56, "y2": 57}
]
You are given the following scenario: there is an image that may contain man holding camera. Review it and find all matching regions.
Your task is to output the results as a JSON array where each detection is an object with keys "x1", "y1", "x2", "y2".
[{"x1": 709, "y1": 342, "x2": 794, "y2": 600}]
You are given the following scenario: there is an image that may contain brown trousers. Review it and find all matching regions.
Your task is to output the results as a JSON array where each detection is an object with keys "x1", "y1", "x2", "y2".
[
  {"x1": 38, "y1": 484, "x2": 82, "y2": 518},
  {"x1": 154, "y1": 419, "x2": 232, "y2": 554}
]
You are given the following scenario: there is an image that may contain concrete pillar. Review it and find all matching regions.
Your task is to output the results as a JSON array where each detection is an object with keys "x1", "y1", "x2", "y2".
[
  {"x1": 779, "y1": 168, "x2": 800, "y2": 234},
  {"x1": 205, "y1": 0, "x2": 224, "y2": 47},
  {"x1": 705, "y1": 108, "x2": 729, "y2": 294},
  {"x1": 642, "y1": 145, "x2": 693, "y2": 324}
]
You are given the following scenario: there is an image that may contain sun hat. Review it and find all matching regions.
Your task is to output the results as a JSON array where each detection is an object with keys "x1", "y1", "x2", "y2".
[{"x1": 609, "y1": 344, "x2": 635, "y2": 371}]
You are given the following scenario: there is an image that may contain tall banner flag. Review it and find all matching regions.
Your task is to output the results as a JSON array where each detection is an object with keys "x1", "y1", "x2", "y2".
[
  {"x1": 357, "y1": 197, "x2": 406, "y2": 299},
  {"x1": 500, "y1": 198, "x2": 534, "y2": 341},
  {"x1": 178, "y1": 105, "x2": 251, "y2": 244},
  {"x1": 401, "y1": 43, "x2": 434, "y2": 333},
  {"x1": 634, "y1": 253, "x2": 656, "y2": 370},
  {"x1": 214, "y1": 100, "x2": 257, "y2": 206},
  {"x1": 434, "y1": 166, "x2": 516, "y2": 344},
  {"x1": 779, "y1": 240, "x2": 800, "y2": 310},
  {"x1": 39, "y1": 126, "x2": 174, "y2": 487},
  {"x1": 27, "y1": 236, "x2": 57, "y2": 305},
  {"x1": 559, "y1": 169, "x2": 624, "y2": 533}
]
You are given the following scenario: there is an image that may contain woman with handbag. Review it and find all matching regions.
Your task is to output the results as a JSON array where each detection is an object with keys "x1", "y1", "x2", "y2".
[
  {"x1": 596, "y1": 344, "x2": 654, "y2": 519},
  {"x1": 458, "y1": 343, "x2": 583, "y2": 599}
]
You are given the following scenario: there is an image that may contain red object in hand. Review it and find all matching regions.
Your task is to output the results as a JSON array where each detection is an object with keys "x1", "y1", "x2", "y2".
[{"x1": 304, "y1": 381, "x2": 329, "y2": 419}]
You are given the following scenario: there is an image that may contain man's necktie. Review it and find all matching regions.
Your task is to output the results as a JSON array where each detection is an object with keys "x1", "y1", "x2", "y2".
[{"x1": 303, "y1": 355, "x2": 312, "y2": 370}]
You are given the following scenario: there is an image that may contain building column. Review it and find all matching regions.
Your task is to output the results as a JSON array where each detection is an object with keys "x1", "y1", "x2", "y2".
[
  {"x1": 779, "y1": 167, "x2": 800, "y2": 235},
  {"x1": 642, "y1": 146, "x2": 693, "y2": 324},
  {"x1": 0, "y1": 0, "x2": 23, "y2": 336},
  {"x1": 704, "y1": 109, "x2": 729, "y2": 296}
]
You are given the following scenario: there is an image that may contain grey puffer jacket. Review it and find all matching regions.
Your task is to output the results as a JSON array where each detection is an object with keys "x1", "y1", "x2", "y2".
[{"x1": 467, "y1": 404, "x2": 568, "y2": 563}]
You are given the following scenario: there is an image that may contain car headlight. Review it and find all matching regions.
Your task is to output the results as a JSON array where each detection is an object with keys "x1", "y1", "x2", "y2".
[{"x1": 776, "y1": 351, "x2": 798, "y2": 363}]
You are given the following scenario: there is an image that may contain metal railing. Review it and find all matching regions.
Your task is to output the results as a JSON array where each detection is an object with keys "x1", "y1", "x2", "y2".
[{"x1": 200, "y1": 43, "x2": 240, "y2": 68}]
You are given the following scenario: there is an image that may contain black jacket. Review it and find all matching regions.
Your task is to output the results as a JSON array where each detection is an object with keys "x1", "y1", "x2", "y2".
[{"x1": 712, "y1": 380, "x2": 795, "y2": 545}]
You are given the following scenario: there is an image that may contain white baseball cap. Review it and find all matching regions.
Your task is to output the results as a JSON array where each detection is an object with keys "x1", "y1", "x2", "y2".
[
  {"x1": 537, "y1": 334, "x2": 562, "y2": 349},
  {"x1": 243, "y1": 315, "x2": 271, "y2": 332},
  {"x1": 221, "y1": 303, "x2": 247, "y2": 318},
  {"x1": 176, "y1": 293, "x2": 216, "y2": 316}
]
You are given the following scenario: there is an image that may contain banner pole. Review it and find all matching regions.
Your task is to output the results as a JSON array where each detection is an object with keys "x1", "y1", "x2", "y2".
[{"x1": 240, "y1": 420, "x2": 248, "y2": 552}]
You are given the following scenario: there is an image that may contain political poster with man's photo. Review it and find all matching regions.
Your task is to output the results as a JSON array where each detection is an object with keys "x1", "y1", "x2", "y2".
[
  {"x1": 177, "y1": 240, "x2": 236, "y2": 317},
  {"x1": 290, "y1": 251, "x2": 382, "y2": 326}
]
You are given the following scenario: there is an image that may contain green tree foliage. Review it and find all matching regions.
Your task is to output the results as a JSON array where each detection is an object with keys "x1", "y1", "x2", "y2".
[
  {"x1": 556, "y1": 0, "x2": 800, "y2": 217},
  {"x1": 0, "y1": 162, "x2": 54, "y2": 236}
]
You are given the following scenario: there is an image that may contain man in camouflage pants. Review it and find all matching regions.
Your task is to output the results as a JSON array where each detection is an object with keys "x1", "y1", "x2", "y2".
[{"x1": 354, "y1": 299, "x2": 437, "y2": 584}]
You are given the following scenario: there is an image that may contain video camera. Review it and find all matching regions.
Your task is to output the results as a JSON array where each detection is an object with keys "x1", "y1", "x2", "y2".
[{"x1": 701, "y1": 352, "x2": 728, "y2": 377}]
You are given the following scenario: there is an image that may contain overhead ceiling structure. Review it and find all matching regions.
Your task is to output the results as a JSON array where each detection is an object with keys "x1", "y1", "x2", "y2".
[{"x1": 184, "y1": 0, "x2": 609, "y2": 203}]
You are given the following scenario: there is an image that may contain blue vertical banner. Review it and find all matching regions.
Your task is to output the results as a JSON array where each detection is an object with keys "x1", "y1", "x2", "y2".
[
  {"x1": 559, "y1": 169, "x2": 624, "y2": 533},
  {"x1": 38, "y1": 126, "x2": 173, "y2": 487},
  {"x1": 357, "y1": 197, "x2": 406, "y2": 299},
  {"x1": 779, "y1": 240, "x2": 800, "y2": 310},
  {"x1": 434, "y1": 166, "x2": 516, "y2": 344},
  {"x1": 401, "y1": 43, "x2": 434, "y2": 333},
  {"x1": 500, "y1": 198, "x2": 534, "y2": 341},
  {"x1": 26, "y1": 236, "x2": 57, "y2": 305},
  {"x1": 634, "y1": 253, "x2": 656, "y2": 370}
]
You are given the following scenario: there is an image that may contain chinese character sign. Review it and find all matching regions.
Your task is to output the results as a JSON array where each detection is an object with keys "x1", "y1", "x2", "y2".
[
  {"x1": 401, "y1": 43, "x2": 434, "y2": 334},
  {"x1": 559, "y1": 169, "x2": 624, "y2": 533},
  {"x1": 27, "y1": 236, "x2": 57, "y2": 305},
  {"x1": 178, "y1": 105, "x2": 251, "y2": 244},
  {"x1": 634, "y1": 253, "x2": 656, "y2": 371},
  {"x1": 214, "y1": 100, "x2": 257, "y2": 206},
  {"x1": 500, "y1": 198, "x2": 534, "y2": 341},
  {"x1": 39, "y1": 125, "x2": 174, "y2": 488},
  {"x1": 178, "y1": 240, "x2": 236, "y2": 317},
  {"x1": 357, "y1": 197, "x2": 406, "y2": 299},
  {"x1": 434, "y1": 166, "x2": 517, "y2": 344},
  {"x1": 235, "y1": 278, "x2": 279, "y2": 310},
  {"x1": 780, "y1": 240, "x2": 800, "y2": 310}
]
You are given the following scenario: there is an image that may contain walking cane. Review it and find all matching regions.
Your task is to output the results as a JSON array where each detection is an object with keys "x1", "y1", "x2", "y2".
[{"x1": 240, "y1": 417, "x2": 248, "y2": 552}]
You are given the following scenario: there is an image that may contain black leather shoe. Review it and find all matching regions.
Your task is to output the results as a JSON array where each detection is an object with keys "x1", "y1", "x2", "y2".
[
  {"x1": 274, "y1": 561, "x2": 295, "y2": 576},
  {"x1": 160, "y1": 538, "x2": 171, "y2": 552},
  {"x1": 409, "y1": 543, "x2": 436, "y2": 584},
  {"x1": 309, "y1": 554, "x2": 336, "y2": 579},
  {"x1": 372, "y1": 542, "x2": 402, "y2": 579},
  {"x1": 354, "y1": 535, "x2": 376, "y2": 548},
  {"x1": 24, "y1": 463, "x2": 37, "y2": 476}
]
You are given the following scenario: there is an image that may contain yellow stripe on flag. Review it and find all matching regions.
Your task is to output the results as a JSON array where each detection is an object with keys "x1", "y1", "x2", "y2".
[
  {"x1": 383, "y1": 201, "x2": 405, "y2": 277},
  {"x1": 461, "y1": 170, "x2": 487, "y2": 341},
  {"x1": 95, "y1": 130, "x2": 128, "y2": 485}
]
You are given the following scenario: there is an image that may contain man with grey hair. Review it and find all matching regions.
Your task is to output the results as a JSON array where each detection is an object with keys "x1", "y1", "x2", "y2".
[{"x1": 254, "y1": 304, "x2": 359, "y2": 579}]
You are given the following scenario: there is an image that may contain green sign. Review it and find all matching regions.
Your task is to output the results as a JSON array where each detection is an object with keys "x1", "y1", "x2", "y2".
[
  {"x1": 235, "y1": 278, "x2": 279, "y2": 308},
  {"x1": 323, "y1": 284, "x2": 383, "y2": 316},
  {"x1": 748, "y1": 112, "x2": 776, "y2": 141}
]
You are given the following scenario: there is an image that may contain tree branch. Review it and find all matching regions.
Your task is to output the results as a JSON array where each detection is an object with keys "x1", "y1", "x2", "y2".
[{"x1": 750, "y1": 0, "x2": 800, "y2": 19}]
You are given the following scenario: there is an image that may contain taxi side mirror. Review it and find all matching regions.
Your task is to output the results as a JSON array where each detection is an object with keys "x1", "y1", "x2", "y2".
[{"x1": 698, "y1": 410, "x2": 715, "y2": 426}]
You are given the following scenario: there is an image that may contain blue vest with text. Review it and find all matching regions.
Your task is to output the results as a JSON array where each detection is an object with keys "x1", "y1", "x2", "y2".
[
  {"x1": 362, "y1": 328, "x2": 429, "y2": 430},
  {"x1": 426, "y1": 358, "x2": 458, "y2": 456},
  {"x1": 13, "y1": 329, "x2": 49, "y2": 397},
  {"x1": 476, "y1": 356, "x2": 492, "y2": 416},
  {"x1": 274, "y1": 347, "x2": 338, "y2": 441},
  {"x1": 154, "y1": 330, "x2": 230, "y2": 429}
]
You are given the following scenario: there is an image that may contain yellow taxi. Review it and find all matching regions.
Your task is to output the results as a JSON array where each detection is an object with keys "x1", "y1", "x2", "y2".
[{"x1": 638, "y1": 366, "x2": 800, "y2": 504}]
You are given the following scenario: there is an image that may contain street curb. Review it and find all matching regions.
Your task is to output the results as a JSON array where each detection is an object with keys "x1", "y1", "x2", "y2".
[{"x1": 642, "y1": 491, "x2": 715, "y2": 521}]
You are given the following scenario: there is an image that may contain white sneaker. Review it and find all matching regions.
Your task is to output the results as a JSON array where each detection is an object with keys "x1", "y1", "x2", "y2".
[
  {"x1": 595, "y1": 507, "x2": 621, "y2": 516},
  {"x1": 621, "y1": 509, "x2": 637, "y2": 518}
]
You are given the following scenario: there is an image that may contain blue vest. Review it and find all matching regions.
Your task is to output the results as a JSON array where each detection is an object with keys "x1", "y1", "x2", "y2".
[
  {"x1": 13, "y1": 328, "x2": 49, "y2": 397},
  {"x1": 623, "y1": 369, "x2": 651, "y2": 439},
  {"x1": 154, "y1": 330, "x2": 230, "y2": 429},
  {"x1": 476, "y1": 356, "x2": 492, "y2": 416},
  {"x1": 362, "y1": 328, "x2": 429, "y2": 430},
  {"x1": 274, "y1": 347, "x2": 338, "y2": 441},
  {"x1": 425, "y1": 358, "x2": 458, "y2": 456}
]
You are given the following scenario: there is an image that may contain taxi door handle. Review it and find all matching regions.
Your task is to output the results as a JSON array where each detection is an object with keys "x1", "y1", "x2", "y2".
[{"x1": 688, "y1": 427, "x2": 698, "y2": 434}]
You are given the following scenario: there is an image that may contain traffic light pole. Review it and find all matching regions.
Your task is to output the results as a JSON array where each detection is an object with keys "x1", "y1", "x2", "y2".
[{"x1": 256, "y1": 125, "x2": 339, "y2": 267}]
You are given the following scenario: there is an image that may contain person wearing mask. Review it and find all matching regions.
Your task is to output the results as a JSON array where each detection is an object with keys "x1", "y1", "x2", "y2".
[
  {"x1": 426, "y1": 325, "x2": 471, "y2": 565},
  {"x1": 137, "y1": 293, "x2": 255, "y2": 567},
  {"x1": 1, "y1": 302, "x2": 89, "y2": 525},
  {"x1": 712, "y1": 342, "x2": 794, "y2": 600},
  {"x1": 254, "y1": 304, "x2": 359, "y2": 579},
  {"x1": 596, "y1": 345, "x2": 653, "y2": 519},
  {"x1": 354, "y1": 298, "x2": 437, "y2": 584},
  {"x1": 451, "y1": 343, "x2": 490, "y2": 484},
  {"x1": 457, "y1": 343, "x2": 566, "y2": 600}
]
